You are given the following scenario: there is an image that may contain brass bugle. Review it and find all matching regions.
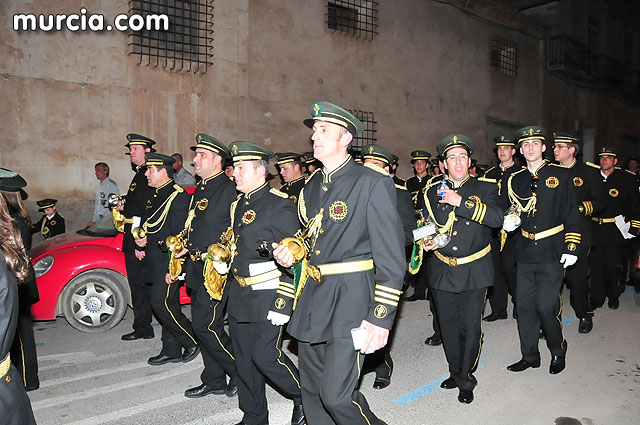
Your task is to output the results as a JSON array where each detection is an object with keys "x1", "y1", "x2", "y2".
[
  {"x1": 132, "y1": 226, "x2": 146, "y2": 240},
  {"x1": 206, "y1": 242, "x2": 232, "y2": 263},
  {"x1": 279, "y1": 237, "x2": 307, "y2": 263},
  {"x1": 107, "y1": 193, "x2": 125, "y2": 208}
]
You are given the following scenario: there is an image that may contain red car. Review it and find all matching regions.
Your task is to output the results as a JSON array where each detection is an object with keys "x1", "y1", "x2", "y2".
[{"x1": 31, "y1": 186, "x2": 196, "y2": 332}]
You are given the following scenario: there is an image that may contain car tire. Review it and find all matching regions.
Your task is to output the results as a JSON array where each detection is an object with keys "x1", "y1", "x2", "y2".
[{"x1": 59, "y1": 269, "x2": 128, "y2": 332}]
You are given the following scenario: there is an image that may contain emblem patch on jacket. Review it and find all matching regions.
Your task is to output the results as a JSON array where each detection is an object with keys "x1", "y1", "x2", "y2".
[
  {"x1": 374, "y1": 304, "x2": 388, "y2": 319},
  {"x1": 242, "y1": 209, "x2": 256, "y2": 224},
  {"x1": 573, "y1": 177, "x2": 583, "y2": 187},
  {"x1": 129, "y1": 182, "x2": 137, "y2": 192},
  {"x1": 545, "y1": 176, "x2": 559, "y2": 188},
  {"x1": 329, "y1": 201, "x2": 348, "y2": 221},
  {"x1": 609, "y1": 188, "x2": 619, "y2": 197},
  {"x1": 197, "y1": 198, "x2": 209, "y2": 211}
]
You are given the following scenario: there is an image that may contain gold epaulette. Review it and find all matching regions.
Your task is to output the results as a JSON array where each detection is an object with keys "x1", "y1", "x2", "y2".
[
  {"x1": 511, "y1": 167, "x2": 528, "y2": 176},
  {"x1": 363, "y1": 162, "x2": 389, "y2": 176},
  {"x1": 173, "y1": 184, "x2": 184, "y2": 192},
  {"x1": 483, "y1": 166, "x2": 496, "y2": 175},
  {"x1": 549, "y1": 163, "x2": 566, "y2": 168},
  {"x1": 395, "y1": 184, "x2": 408, "y2": 191},
  {"x1": 586, "y1": 162, "x2": 600, "y2": 169},
  {"x1": 425, "y1": 176, "x2": 444, "y2": 190},
  {"x1": 270, "y1": 188, "x2": 289, "y2": 198},
  {"x1": 477, "y1": 177, "x2": 497, "y2": 183},
  {"x1": 625, "y1": 169, "x2": 637, "y2": 175}
]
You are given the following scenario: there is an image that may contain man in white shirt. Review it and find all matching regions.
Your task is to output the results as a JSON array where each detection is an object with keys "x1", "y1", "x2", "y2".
[{"x1": 87, "y1": 162, "x2": 119, "y2": 227}]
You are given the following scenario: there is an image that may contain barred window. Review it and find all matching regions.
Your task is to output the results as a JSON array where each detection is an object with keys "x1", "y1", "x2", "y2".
[
  {"x1": 327, "y1": 1, "x2": 378, "y2": 40},
  {"x1": 129, "y1": 0, "x2": 214, "y2": 73},
  {"x1": 348, "y1": 110, "x2": 377, "y2": 150},
  {"x1": 490, "y1": 36, "x2": 518, "y2": 78}
]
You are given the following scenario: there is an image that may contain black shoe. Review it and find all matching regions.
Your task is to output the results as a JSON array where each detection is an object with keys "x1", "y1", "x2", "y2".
[
  {"x1": 373, "y1": 376, "x2": 391, "y2": 389},
  {"x1": 608, "y1": 297, "x2": 619, "y2": 309},
  {"x1": 121, "y1": 331, "x2": 154, "y2": 341},
  {"x1": 424, "y1": 334, "x2": 442, "y2": 346},
  {"x1": 457, "y1": 389, "x2": 474, "y2": 404},
  {"x1": 578, "y1": 317, "x2": 593, "y2": 334},
  {"x1": 291, "y1": 403, "x2": 305, "y2": 425},
  {"x1": 404, "y1": 294, "x2": 426, "y2": 302},
  {"x1": 182, "y1": 345, "x2": 200, "y2": 363},
  {"x1": 148, "y1": 353, "x2": 181, "y2": 366},
  {"x1": 483, "y1": 312, "x2": 507, "y2": 322},
  {"x1": 507, "y1": 358, "x2": 541, "y2": 372},
  {"x1": 184, "y1": 383, "x2": 225, "y2": 398},
  {"x1": 225, "y1": 376, "x2": 238, "y2": 397},
  {"x1": 549, "y1": 355, "x2": 566, "y2": 374},
  {"x1": 440, "y1": 376, "x2": 457, "y2": 389}
]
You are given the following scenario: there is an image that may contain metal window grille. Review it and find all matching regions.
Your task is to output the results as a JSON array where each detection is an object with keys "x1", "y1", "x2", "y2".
[
  {"x1": 128, "y1": 0, "x2": 214, "y2": 73},
  {"x1": 327, "y1": 1, "x2": 378, "y2": 40},
  {"x1": 348, "y1": 110, "x2": 377, "y2": 150},
  {"x1": 490, "y1": 36, "x2": 518, "y2": 78}
]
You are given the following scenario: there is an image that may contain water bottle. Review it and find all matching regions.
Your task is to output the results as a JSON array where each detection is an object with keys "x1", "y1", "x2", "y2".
[{"x1": 437, "y1": 178, "x2": 448, "y2": 199}]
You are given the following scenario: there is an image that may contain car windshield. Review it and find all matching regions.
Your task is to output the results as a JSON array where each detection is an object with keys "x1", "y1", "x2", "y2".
[{"x1": 78, "y1": 215, "x2": 119, "y2": 237}]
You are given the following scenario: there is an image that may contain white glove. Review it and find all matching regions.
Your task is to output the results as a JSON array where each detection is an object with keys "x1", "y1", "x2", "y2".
[
  {"x1": 267, "y1": 310, "x2": 290, "y2": 326},
  {"x1": 502, "y1": 215, "x2": 519, "y2": 232},
  {"x1": 213, "y1": 261, "x2": 228, "y2": 275},
  {"x1": 559, "y1": 254, "x2": 578, "y2": 268}
]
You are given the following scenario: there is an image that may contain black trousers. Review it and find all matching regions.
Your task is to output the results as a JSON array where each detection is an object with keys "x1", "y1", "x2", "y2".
[
  {"x1": 431, "y1": 288, "x2": 486, "y2": 391},
  {"x1": 515, "y1": 262, "x2": 566, "y2": 361},
  {"x1": 190, "y1": 284, "x2": 236, "y2": 387},
  {"x1": 565, "y1": 243, "x2": 593, "y2": 319},
  {"x1": 10, "y1": 313, "x2": 38, "y2": 389},
  {"x1": 487, "y1": 236, "x2": 517, "y2": 315},
  {"x1": 124, "y1": 251, "x2": 153, "y2": 336},
  {"x1": 427, "y1": 288, "x2": 441, "y2": 338},
  {"x1": 0, "y1": 363, "x2": 37, "y2": 425},
  {"x1": 149, "y1": 262, "x2": 197, "y2": 357},
  {"x1": 411, "y1": 257, "x2": 428, "y2": 298},
  {"x1": 590, "y1": 223, "x2": 624, "y2": 307},
  {"x1": 299, "y1": 338, "x2": 384, "y2": 425},
  {"x1": 229, "y1": 318, "x2": 301, "y2": 425}
]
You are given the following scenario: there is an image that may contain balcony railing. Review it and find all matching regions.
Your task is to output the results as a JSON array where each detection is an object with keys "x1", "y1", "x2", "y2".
[{"x1": 546, "y1": 36, "x2": 592, "y2": 84}]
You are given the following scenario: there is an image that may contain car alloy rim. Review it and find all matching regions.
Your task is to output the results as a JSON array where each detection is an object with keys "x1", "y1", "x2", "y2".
[{"x1": 71, "y1": 282, "x2": 116, "y2": 326}]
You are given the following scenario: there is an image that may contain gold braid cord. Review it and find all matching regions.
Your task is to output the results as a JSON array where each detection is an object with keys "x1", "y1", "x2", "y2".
[
  {"x1": 507, "y1": 175, "x2": 537, "y2": 215},
  {"x1": 169, "y1": 253, "x2": 185, "y2": 281},
  {"x1": 292, "y1": 208, "x2": 325, "y2": 310},
  {"x1": 112, "y1": 209, "x2": 126, "y2": 233},
  {"x1": 422, "y1": 187, "x2": 457, "y2": 237}
]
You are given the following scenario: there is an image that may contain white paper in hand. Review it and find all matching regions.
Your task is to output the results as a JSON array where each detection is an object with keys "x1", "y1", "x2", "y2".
[
  {"x1": 350, "y1": 327, "x2": 375, "y2": 354},
  {"x1": 615, "y1": 215, "x2": 635, "y2": 239}
]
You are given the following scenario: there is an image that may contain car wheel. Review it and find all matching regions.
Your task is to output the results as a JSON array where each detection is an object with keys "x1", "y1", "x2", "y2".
[{"x1": 60, "y1": 269, "x2": 128, "y2": 332}]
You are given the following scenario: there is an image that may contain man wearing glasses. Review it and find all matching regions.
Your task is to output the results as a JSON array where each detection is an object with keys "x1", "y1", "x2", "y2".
[
  {"x1": 420, "y1": 134, "x2": 503, "y2": 404},
  {"x1": 505, "y1": 126, "x2": 580, "y2": 375},
  {"x1": 552, "y1": 133, "x2": 602, "y2": 333}
]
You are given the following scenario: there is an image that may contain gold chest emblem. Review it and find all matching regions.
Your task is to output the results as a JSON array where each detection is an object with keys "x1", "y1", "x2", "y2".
[
  {"x1": 567, "y1": 242, "x2": 577, "y2": 252},
  {"x1": 609, "y1": 188, "x2": 619, "y2": 197},
  {"x1": 469, "y1": 195, "x2": 481, "y2": 203},
  {"x1": 465, "y1": 200, "x2": 474, "y2": 209},
  {"x1": 289, "y1": 195, "x2": 297, "y2": 204},
  {"x1": 545, "y1": 176, "x2": 559, "y2": 188},
  {"x1": 197, "y1": 198, "x2": 209, "y2": 211},
  {"x1": 146, "y1": 199, "x2": 152, "y2": 209},
  {"x1": 573, "y1": 177, "x2": 583, "y2": 187},
  {"x1": 274, "y1": 298, "x2": 286, "y2": 310},
  {"x1": 374, "y1": 304, "x2": 388, "y2": 319},
  {"x1": 129, "y1": 182, "x2": 137, "y2": 192},
  {"x1": 242, "y1": 209, "x2": 256, "y2": 225},
  {"x1": 50, "y1": 220, "x2": 56, "y2": 226},
  {"x1": 329, "y1": 201, "x2": 348, "y2": 221}
]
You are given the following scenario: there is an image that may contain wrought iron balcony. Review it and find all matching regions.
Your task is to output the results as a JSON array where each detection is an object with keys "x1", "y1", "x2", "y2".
[{"x1": 546, "y1": 36, "x2": 593, "y2": 85}]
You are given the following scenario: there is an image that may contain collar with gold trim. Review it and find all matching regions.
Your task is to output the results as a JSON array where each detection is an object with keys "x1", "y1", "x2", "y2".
[
  {"x1": 321, "y1": 156, "x2": 352, "y2": 183},
  {"x1": 245, "y1": 181, "x2": 269, "y2": 200}
]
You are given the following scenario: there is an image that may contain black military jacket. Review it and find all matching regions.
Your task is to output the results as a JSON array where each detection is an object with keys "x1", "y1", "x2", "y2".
[
  {"x1": 592, "y1": 167, "x2": 640, "y2": 235},
  {"x1": 1, "y1": 253, "x2": 18, "y2": 361},
  {"x1": 393, "y1": 175, "x2": 407, "y2": 189},
  {"x1": 424, "y1": 176, "x2": 502, "y2": 292},
  {"x1": 184, "y1": 171, "x2": 238, "y2": 290},
  {"x1": 406, "y1": 174, "x2": 429, "y2": 207},
  {"x1": 280, "y1": 176, "x2": 306, "y2": 204},
  {"x1": 227, "y1": 183, "x2": 299, "y2": 322},
  {"x1": 287, "y1": 157, "x2": 405, "y2": 343},
  {"x1": 563, "y1": 161, "x2": 604, "y2": 247},
  {"x1": 508, "y1": 162, "x2": 580, "y2": 263},
  {"x1": 483, "y1": 163, "x2": 525, "y2": 212},
  {"x1": 396, "y1": 182, "x2": 417, "y2": 248},
  {"x1": 32, "y1": 212, "x2": 65, "y2": 240},
  {"x1": 122, "y1": 166, "x2": 153, "y2": 252},
  {"x1": 144, "y1": 180, "x2": 190, "y2": 263}
]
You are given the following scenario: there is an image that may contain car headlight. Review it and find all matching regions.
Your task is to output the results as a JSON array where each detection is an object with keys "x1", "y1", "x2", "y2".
[{"x1": 34, "y1": 256, "x2": 54, "y2": 278}]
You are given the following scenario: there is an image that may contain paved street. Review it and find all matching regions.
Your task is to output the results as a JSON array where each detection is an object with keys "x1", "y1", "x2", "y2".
[{"x1": 28, "y1": 287, "x2": 639, "y2": 425}]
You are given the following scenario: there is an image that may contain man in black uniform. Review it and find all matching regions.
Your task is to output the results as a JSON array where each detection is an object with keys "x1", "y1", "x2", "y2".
[
  {"x1": 120, "y1": 134, "x2": 156, "y2": 341},
  {"x1": 482, "y1": 135, "x2": 524, "y2": 321},
  {"x1": 505, "y1": 126, "x2": 579, "y2": 375},
  {"x1": 180, "y1": 134, "x2": 238, "y2": 398},
  {"x1": 225, "y1": 142, "x2": 304, "y2": 425},
  {"x1": 361, "y1": 144, "x2": 415, "y2": 390},
  {"x1": 405, "y1": 150, "x2": 432, "y2": 302},
  {"x1": 33, "y1": 199, "x2": 65, "y2": 239},
  {"x1": 421, "y1": 134, "x2": 502, "y2": 404},
  {"x1": 134, "y1": 153, "x2": 198, "y2": 365},
  {"x1": 589, "y1": 146, "x2": 640, "y2": 310},
  {"x1": 552, "y1": 132, "x2": 603, "y2": 333},
  {"x1": 302, "y1": 151, "x2": 321, "y2": 176},
  {"x1": 273, "y1": 102, "x2": 405, "y2": 425},
  {"x1": 276, "y1": 152, "x2": 306, "y2": 204},
  {"x1": 389, "y1": 154, "x2": 407, "y2": 189}
]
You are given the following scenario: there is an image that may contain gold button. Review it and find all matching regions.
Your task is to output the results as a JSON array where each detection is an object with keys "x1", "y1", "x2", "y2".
[
  {"x1": 533, "y1": 225, "x2": 537, "y2": 229},
  {"x1": 233, "y1": 268, "x2": 238, "y2": 273},
  {"x1": 245, "y1": 201, "x2": 249, "y2": 205},
  {"x1": 453, "y1": 231, "x2": 458, "y2": 236},
  {"x1": 322, "y1": 186, "x2": 328, "y2": 191},
  {"x1": 320, "y1": 229, "x2": 324, "y2": 234},
  {"x1": 466, "y1": 221, "x2": 470, "y2": 226},
  {"x1": 452, "y1": 246, "x2": 458, "y2": 251},
  {"x1": 315, "y1": 250, "x2": 321, "y2": 255},
  {"x1": 534, "y1": 242, "x2": 538, "y2": 246},
  {"x1": 5, "y1": 376, "x2": 10, "y2": 384}
]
